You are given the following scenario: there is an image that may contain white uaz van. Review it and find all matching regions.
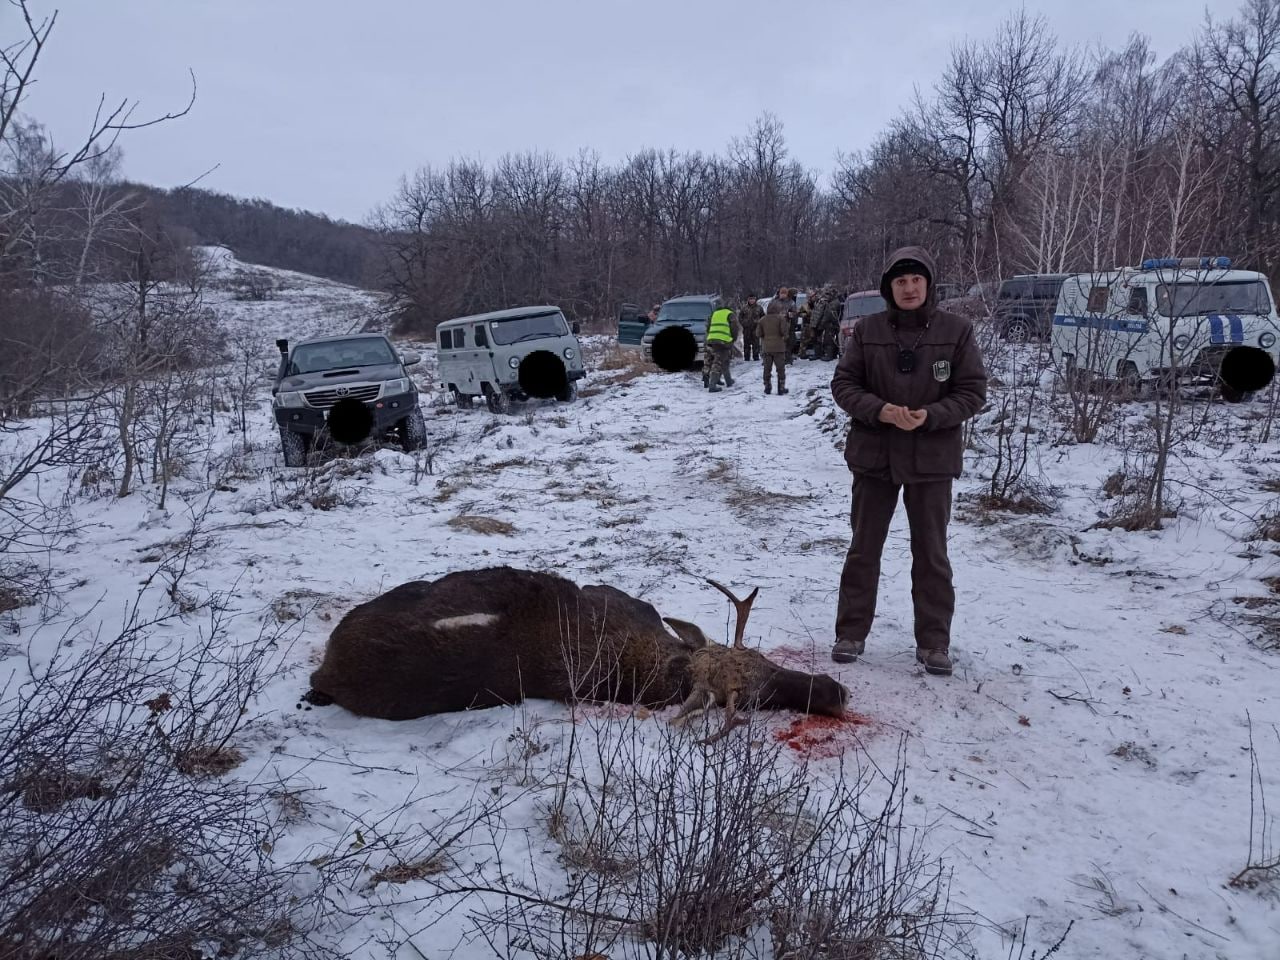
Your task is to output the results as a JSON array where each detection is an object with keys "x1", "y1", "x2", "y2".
[
  {"x1": 437, "y1": 305, "x2": 586, "y2": 412},
  {"x1": 1050, "y1": 257, "x2": 1280, "y2": 401}
]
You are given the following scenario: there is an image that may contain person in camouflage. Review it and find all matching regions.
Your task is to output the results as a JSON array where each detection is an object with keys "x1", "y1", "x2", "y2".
[
  {"x1": 759, "y1": 299, "x2": 790, "y2": 395},
  {"x1": 704, "y1": 304, "x2": 740, "y2": 392},
  {"x1": 738, "y1": 293, "x2": 764, "y2": 361},
  {"x1": 811, "y1": 286, "x2": 841, "y2": 360},
  {"x1": 774, "y1": 287, "x2": 798, "y2": 364},
  {"x1": 803, "y1": 287, "x2": 831, "y2": 359},
  {"x1": 792, "y1": 290, "x2": 812, "y2": 362}
]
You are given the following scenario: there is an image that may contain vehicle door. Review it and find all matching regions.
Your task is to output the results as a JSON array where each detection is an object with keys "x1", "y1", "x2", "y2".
[
  {"x1": 617, "y1": 302, "x2": 646, "y2": 345},
  {"x1": 465, "y1": 323, "x2": 498, "y2": 391}
]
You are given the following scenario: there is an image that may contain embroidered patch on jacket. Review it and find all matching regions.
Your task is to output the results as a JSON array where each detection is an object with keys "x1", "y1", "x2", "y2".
[{"x1": 932, "y1": 360, "x2": 952, "y2": 382}]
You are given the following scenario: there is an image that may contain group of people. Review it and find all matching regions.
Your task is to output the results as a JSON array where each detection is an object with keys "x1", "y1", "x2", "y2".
[{"x1": 702, "y1": 285, "x2": 849, "y2": 396}]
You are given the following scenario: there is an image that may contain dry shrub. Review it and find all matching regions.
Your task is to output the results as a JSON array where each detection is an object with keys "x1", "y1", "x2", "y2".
[
  {"x1": 447, "y1": 514, "x2": 516, "y2": 536},
  {"x1": 461, "y1": 709, "x2": 966, "y2": 960},
  {"x1": 0, "y1": 579, "x2": 345, "y2": 959},
  {"x1": 963, "y1": 489, "x2": 1056, "y2": 517},
  {"x1": 365, "y1": 855, "x2": 448, "y2": 890},
  {"x1": 174, "y1": 744, "x2": 246, "y2": 778},
  {"x1": 1248, "y1": 512, "x2": 1280, "y2": 543}
]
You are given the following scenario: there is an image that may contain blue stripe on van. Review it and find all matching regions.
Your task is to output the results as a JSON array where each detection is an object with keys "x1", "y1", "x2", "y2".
[
  {"x1": 1229, "y1": 314, "x2": 1245, "y2": 342},
  {"x1": 1209, "y1": 315, "x2": 1225, "y2": 343},
  {"x1": 1053, "y1": 314, "x2": 1149, "y2": 334}
]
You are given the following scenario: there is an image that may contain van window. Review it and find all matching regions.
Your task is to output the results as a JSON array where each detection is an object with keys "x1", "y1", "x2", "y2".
[
  {"x1": 1126, "y1": 288, "x2": 1148, "y2": 315},
  {"x1": 1156, "y1": 280, "x2": 1270, "y2": 317},
  {"x1": 439, "y1": 329, "x2": 453, "y2": 349},
  {"x1": 1086, "y1": 287, "x2": 1110, "y2": 313},
  {"x1": 474, "y1": 325, "x2": 488, "y2": 347},
  {"x1": 489, "y1": 310, "x2": 569, "y2": 345}
]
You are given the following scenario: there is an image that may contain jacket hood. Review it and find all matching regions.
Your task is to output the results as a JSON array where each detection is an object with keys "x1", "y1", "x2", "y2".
[{"x1": 879, "y1": 246, "x2": 938, "y2": 316}]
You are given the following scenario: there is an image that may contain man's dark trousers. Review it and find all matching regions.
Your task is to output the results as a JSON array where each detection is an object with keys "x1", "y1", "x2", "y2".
[{"x1": 835, "y1": 474, "x2": 954, "y2": 652}]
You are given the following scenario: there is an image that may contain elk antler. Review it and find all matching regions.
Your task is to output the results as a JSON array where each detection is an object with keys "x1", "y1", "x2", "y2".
[{"x1": 706, "y1": 579, "x2": 759, "y2": 650}]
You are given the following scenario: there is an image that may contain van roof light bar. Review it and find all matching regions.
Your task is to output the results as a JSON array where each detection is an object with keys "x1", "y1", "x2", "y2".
[{"x1": 1140, "y1": 256, "x2": 1232, "y2": 270}]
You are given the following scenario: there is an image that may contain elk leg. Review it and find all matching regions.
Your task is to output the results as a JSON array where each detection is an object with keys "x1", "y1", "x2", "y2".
[
  {"x1": 699, "y1": 691, "x2": 749, "y2": 746},
  {"x1": 669, "y1": 688, "x2": 713, "y2": 727}
]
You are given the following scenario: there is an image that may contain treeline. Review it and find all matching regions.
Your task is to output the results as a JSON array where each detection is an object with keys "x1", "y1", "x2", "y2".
[
  {"x1": 0, "y1": 163, "x2": 382, "y2": 289},
  {"x1": 380, "y1": 1, "x2": 1280, "y2": 332}
]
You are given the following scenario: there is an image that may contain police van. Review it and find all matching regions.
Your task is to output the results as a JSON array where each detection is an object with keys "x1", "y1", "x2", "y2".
[
  {"x1": 1049, "y1": 257, "x2": 1280, "y2": 401},
  {"x1": 436, "y1": 305, "x2": 586, "y2": 413}
]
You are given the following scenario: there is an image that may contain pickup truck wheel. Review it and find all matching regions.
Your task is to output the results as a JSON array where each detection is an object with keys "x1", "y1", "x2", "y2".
[
  {"x1": 280, "y1": 427, "x2": 309, "y2": 468},
  {"x1": 398, "y1": 407, "x2": 427, "y2": 451}
]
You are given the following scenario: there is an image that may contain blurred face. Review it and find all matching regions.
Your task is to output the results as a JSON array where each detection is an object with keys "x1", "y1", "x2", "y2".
[
  {"x1": 891, "y1": 273, "x2": 928, "y2": 310},
  {"x1": 777, "y1": 287, "x2": 789, "y2": 299},
  {"x1": 747, "y1": 296, "x2": 757, "y2": 305}
]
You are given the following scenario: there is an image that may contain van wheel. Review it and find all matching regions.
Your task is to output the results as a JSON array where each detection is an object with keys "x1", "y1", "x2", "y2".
[
  {"x1": 556, "y1": 381, "x2": 577, "y2": 403},
  {"x1": 280, "y1": 428, "x2": 310, "y2": 468},
  {"x1": 451, "y1": 388, "x2": 474, "y2": 409},
  {"x1": 484, "y1": 385, "x2": 511, "y2": 414},
  {"x1": 1118, "y1": 362, "x2": 1144, "y2": 400},
  {"x1": 1219, "y1": 382, "x2": 1250, "y2": 403},
  {"x1": 398, "y1": 407, "x2": 427, "y2": 451},
  {"x1": 1061, "y1": 354, "x2": 1086, "y2": 392}
]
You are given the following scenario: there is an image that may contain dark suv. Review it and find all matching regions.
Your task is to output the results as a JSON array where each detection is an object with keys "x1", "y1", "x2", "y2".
[
  {"x1": 272, "y1": 333, "x2": 425, "y2": 466},
  {"x1": 641, "y1": 294, "x2": 721, "y2": 368},
  {"x1": 994, "y1": 274, "x2": 1069, "y2": 341}
]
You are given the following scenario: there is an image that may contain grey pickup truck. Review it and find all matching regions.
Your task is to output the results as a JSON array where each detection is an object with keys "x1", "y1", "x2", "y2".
[{"x1": 272, "y1": 333, "x2": 426, "y2": 466}]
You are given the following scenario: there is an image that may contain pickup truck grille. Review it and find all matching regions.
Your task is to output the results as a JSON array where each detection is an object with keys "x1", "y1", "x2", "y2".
[{"x1": 304, "y1": 384, "x2": 381, "y2": 408}]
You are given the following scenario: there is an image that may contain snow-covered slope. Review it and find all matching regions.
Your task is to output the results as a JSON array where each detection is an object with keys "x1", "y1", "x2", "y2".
[{"x1": 195, "y1": 244, "x2": 391, "y2": 349}]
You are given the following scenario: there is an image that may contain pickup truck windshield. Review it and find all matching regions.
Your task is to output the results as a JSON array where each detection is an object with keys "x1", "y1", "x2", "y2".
[
  {"x1": 1156, "y1": 281, "x2": 1270, "y2": 318},
  {"x1": 489, "y1": 311, "x2": 568, "y2": 345},
  {"x1": 288, "y1": 338, "x2": 396, "y2": 374}
]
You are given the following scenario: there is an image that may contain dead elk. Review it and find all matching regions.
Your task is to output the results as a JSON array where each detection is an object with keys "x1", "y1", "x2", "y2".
[{"x1": 306, "y1": 566, "x2": 849, "y2": 740}]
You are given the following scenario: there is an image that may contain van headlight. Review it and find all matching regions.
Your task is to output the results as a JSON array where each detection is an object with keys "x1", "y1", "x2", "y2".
[
  {"x1": 381, "y1": 378, "x2": 411, "y2": 396},
  {"x1": 508, "y1": 356, "x2": 520, "y2": 369},
  {"x1": 1173, "y1": 334, "x2": 1191, "y2": 351},
  {"x1": 563, "y1": 347, "x2": 576, "y2": 360},
  {"x1": 274, "y1": 391, "x2": 305, "y2": 408},
  {"x1": 1260, "y1": 331, "x2": 1277, "y2": 349}
]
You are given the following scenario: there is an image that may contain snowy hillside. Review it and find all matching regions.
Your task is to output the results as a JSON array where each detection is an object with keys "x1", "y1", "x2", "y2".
[
  {"x1": 195, "y1": 244, "x2": 391, "y2": 349},
  {"x1": 1, "y1": 266, "x2": 1278, "y2": 959}
]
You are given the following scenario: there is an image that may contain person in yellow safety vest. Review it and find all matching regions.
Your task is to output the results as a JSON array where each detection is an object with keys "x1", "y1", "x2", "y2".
[{"x1": 704, "y1": 306, "x2": 739, "y2": 392}]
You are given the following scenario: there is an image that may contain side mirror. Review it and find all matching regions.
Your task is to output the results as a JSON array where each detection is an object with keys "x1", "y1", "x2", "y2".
[
  {"x1": 401, "y1": 351, "x2": 421, "y2": 367},
  {"x1": 571, "y1": 322, "x2": 581, "y2": 335}
]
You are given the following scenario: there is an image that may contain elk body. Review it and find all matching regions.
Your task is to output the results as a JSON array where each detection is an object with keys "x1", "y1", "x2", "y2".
[{"x1": 307, "y1": 566, "x2": 849, "y2": 739}]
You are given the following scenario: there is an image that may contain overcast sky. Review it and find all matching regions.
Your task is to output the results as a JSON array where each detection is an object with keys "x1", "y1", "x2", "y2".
[{"x1": 17, "y1": 0, "x2": 1231, "y2": 224}]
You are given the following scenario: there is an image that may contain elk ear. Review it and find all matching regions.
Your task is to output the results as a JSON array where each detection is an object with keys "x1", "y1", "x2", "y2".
[{"x1": 662, "y1": 617, "x2": 710, "y2": 649}]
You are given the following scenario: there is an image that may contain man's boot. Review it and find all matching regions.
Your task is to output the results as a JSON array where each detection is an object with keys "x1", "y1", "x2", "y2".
[
  {"x1": 709, "y1": 385, "x2": 723, "y2": 393},
  {"x1": 915, "y1": 648, "x2": 953, "y2": 677},
  {"x1": 725, "y1": 373, "x2": 735, "y2": 387},
  {"x1": 764, "y1": 383, "x2": 772, "y2": 395},
  {"x1": 831, "y1": 638, "x2": 865, "y2": 663}
]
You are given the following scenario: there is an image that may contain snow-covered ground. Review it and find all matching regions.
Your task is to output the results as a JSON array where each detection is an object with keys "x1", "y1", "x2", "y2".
[{"x1": 3, "y1": 256, "x2": 1279, "y2": 958}]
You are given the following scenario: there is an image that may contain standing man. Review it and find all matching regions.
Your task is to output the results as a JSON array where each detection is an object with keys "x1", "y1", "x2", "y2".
[
  {"x1": 774, "y1": 286, "x2": 797, "y2": 364},
  {"x1": 759, "y1": 299, "x2": 790, "y2": 395},
  {"x1": 829, "y1": 247, "x2": 987, "y2": 676},
  {"x1": 739, "y1": 293, "x2": 763, "y2": 362},
  {"x1": 705, "y1": 302, "x2": 739, "y2": 393}
]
